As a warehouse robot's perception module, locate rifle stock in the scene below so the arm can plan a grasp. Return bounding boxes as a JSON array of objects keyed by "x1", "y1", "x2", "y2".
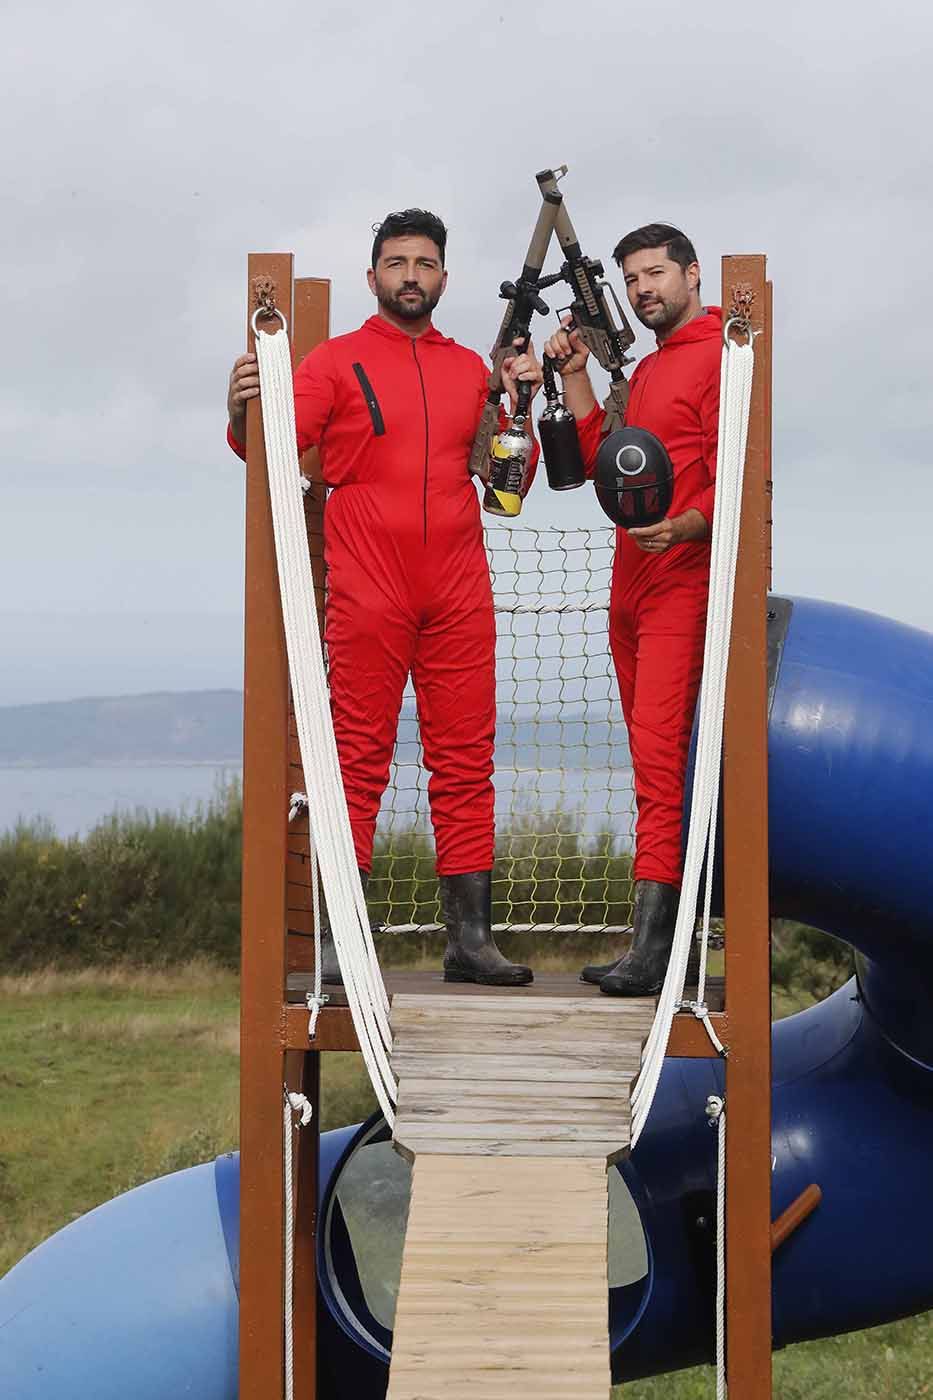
[
  {"x1": 468, "y1": 166, "x2": 567, "y2": 479},
  {"x1": 468, "y1": 400, "x2": 502, "y2": 482},
  {"x1": 601, "y1": 379, "x2": 629, "y2": 435}
]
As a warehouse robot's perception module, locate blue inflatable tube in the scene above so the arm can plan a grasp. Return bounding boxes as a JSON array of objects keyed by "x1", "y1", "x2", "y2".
[
  {"x1": 1, "y1": 595, "x2": 932, "y2": 1396},
  {"x1": 0, "y1": 1162, "x2": 239, "y2": 1400}
]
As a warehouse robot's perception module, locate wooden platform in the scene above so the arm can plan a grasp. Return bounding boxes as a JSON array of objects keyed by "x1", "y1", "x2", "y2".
[
  {"x1": 284, "y1": 968, "x2": 726, "y2": 1058},
  {"x1": 385, "y1": 991, "x2": 656, "y2": 1400},
  {"x1": 286, "y1": 967, "x2": 724, "y2": 1010}
]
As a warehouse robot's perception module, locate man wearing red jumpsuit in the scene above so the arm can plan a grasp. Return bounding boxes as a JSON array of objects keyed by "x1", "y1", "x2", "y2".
[
  {"x1": 228, "y1": 209, "x2": 540, "y2": 986},
  {"x1": 545, "y1": 224, "x2": 719, "y2": 995}
]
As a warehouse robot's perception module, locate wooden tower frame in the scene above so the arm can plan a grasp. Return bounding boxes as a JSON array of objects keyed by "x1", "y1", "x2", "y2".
[{"x1": 238, "y1": 253, "x2": 775, "y2": 1397}]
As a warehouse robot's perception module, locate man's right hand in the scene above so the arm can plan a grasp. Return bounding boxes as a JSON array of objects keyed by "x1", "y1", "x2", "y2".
[
  {"x1": 543, "y1": 315, "x2": 598, "y2": 422},
  {"x1": 543, "y1": 316, "x2": 590, "y2": 378},
  {"x1": 228, "y1": 353, "x2": 260, "y2": 443}
]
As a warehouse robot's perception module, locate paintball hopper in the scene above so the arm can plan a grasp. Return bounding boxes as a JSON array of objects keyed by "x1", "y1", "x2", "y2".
[{"x1": 594, "y1": 426, "x2": 673, "y2": 528}]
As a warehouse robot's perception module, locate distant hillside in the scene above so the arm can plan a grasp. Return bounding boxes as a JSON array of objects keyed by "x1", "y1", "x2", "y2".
[
  {"x1": 0, "y1": 691, "x2": 244, "y2": 767},
  {"x1": 0, "y1": 690, "x2": 629, "y2": 769}
]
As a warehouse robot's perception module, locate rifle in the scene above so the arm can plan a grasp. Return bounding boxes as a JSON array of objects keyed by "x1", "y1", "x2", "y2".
[
  {"x1": 468, "y1": 165, "x2": 567, "y2": 481},
  {"x1": 536, "y1": 172, "x2": 637, "y2": 434}
]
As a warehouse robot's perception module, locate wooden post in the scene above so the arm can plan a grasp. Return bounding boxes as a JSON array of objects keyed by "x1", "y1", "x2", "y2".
[
  {"x1": 240, "y1": 252, "x2": 294, "y2": 1400},
  {"x1": 721, "y1": 254, "x2": 773, "y2": 1398}
]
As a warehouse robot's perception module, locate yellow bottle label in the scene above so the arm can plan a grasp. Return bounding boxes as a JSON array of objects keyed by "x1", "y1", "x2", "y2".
[{"x1": 486, "y1": 487, "x2": 522, "y2": 517}]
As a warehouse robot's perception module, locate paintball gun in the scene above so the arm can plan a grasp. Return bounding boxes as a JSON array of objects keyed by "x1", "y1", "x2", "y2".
[
  {"x1": 536, "y1": 170, "x2": 637, "y2": 436},
  {"x1": 471, "y1": 165, "x2": 567, "y2": 499}
]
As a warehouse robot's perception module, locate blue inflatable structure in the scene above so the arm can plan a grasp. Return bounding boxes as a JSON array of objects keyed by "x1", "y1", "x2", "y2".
[{"x1": 3, "y1": 595, "x2": 933, "y2": 1397}]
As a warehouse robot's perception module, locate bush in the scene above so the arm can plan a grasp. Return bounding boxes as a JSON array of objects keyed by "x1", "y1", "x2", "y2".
[
  {"x1": 0, "y1": 784, "x2": 856, "y2": 998},
  {"x1": 771, "y1": 919, "x2": 854, "y2": 1006},
  {"x1": 0, "y1": 785, "x2": 242, "y2": 971}
]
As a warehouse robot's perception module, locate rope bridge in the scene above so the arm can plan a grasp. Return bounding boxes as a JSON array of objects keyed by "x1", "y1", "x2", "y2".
[{"x1": 374, "y1": 524, "x2": 637, "y2": 935}]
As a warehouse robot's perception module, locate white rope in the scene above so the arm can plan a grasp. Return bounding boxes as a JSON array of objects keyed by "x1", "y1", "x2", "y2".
[
  {"x1": 628, "y1": 330, "x2": 754, "y2": 1400},
  {"x1": 306, "y1": 843, "x2": 326, "y2": 1039},
  {"x1": 706, "y1": 1095, "x2": 727, "y2": 1398},
  {"x1": 631, "y1": 331, "x2": 755, "y2": 1146},
  {"x1": 284, "y1": 1092, "x2": 294, "y2": 1400},
  {"x1": 255, "y1": 322, "x2": 397, "y2": 1124},
  {"x1": 283, "y1": 1089, "x2": 314, "y2": 1400},
  {"x1": 286, "y1": 793, "x2": 327, "y2": 1035}
]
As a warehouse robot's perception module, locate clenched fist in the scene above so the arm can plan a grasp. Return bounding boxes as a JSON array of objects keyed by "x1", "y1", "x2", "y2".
[{"x1": 543, "y1": 315, "x2": 590, "y2": 377}]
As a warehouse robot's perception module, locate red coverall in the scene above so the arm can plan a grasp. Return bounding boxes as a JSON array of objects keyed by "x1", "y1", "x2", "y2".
[
  {"x1": 576, "y1": 307, "x2": 721, "y2": 889},
  {"x1": 230, "y1": 314, "x2": 535, "y2": 876}
]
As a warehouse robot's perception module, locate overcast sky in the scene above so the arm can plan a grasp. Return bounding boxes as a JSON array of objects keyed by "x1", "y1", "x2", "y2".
[{"x1": 2, "y1": 0, "x2": 931, "y2": 706}]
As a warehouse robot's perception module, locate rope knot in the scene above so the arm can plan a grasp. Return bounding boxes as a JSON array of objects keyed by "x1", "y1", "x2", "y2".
[
  {"x1": 306, "y1": 991, "x2": 328, "y2": 1041},
  {"x1": 286, "y1": 1090, "x2": 314, "y2": 1127},
  {"x1": 705, "y1": 1094, "x2": 725, "y2": 1126},
  {"x1": 288, "y1": 791, "x2": 309, "y2": 822}
]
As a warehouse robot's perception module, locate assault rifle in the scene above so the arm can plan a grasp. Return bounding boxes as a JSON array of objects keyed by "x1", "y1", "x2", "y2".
[
  {"x1": 536, "y1": 170, "x2": 637, "y2": 434},
  {"x1": 468, "y1": 165, "x2": 567, "y2": 480}
]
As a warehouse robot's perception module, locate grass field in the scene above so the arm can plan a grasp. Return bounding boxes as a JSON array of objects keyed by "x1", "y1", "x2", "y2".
[{"x1": 2, "y1": 962, "x2": 931, "y2": 1398}]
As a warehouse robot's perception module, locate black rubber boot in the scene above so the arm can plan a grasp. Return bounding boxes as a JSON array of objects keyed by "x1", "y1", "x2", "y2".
[
  {"x1": 440, "y1": 872, "x2": 533, "y2": 986},
  {"x1": 580, "y1": 908, "x2": 700, "y2": 987},
  {"x1": 579, "y1": 928, "x2": 633, "y2": 986},
  {"x1": 579, "y1": 878, "x2": 647, "y2": 984},
  {"x1": 597, "y1": 880, "x2": 681, "y2": 996},
  {"x1": 317, "y1": 869, "x2": 370, "y2": 987}
]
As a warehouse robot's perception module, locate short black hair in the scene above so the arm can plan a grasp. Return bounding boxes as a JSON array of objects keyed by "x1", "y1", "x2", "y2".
[
  {"x1": 371, "y1": 209, "x2": 448, "y2": 267},
  {"x1": 612, "y1": 223, "x2": 698, "y2": 271}
]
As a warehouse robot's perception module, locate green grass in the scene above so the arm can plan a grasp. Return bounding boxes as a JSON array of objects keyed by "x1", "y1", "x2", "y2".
[
  {"x1": 625, "y1": 1314, "x2": 933, "y2": 1398},
  {"x1": 4, "y1": 960, "x2": 929, "y2": 1396},
  {"x1": 0, "y1": 962, "x2": 374, "y2": 1277}
]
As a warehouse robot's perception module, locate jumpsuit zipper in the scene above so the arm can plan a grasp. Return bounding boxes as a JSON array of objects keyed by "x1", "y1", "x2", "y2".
[
  {"x1": 351, "y1": 362, "x2": 386, "y2": 435},
  {"x1": 411, "y1": 340, "x2": 430, "y2": 543}
]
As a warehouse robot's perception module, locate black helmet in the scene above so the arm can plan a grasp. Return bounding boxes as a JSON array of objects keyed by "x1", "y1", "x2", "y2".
[{"x1": 594, "y1": 426, "x2": 674, "y2": 528}]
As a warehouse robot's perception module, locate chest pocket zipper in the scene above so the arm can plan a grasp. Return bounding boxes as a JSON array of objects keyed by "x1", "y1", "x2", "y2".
[{"x1": 351, "y1": 362, "x2": 386, "y2": 436}]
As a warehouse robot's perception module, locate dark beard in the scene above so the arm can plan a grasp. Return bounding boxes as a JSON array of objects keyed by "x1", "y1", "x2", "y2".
[
  {"x1": 634, "y1": 289, "x2": 692, "y2": 334},
  {"x1": 377, "y1": 284, "x2": 442, "y2": 322},
  {"x1": 634, "y1": 296, "x2": 685, "y2": 333}
]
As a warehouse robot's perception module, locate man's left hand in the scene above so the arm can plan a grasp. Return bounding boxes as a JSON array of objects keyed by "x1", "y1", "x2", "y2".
[
  {"x1": 502, "y1": 337, "x2": 544, "y2": 412},
  {"x1": 627, "y1": 508, "x2": 708, "y2": 553}
]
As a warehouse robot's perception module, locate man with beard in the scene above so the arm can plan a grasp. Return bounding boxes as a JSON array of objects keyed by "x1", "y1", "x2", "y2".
[
  {"x1": 228, "y1": 208, "x2": 541, "y2": 986},
  {"x1": 544, "y1": 223, "x2": 720, "y2": 996}
]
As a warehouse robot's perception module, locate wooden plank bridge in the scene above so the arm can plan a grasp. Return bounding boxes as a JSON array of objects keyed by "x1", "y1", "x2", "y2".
[{"x1": 385, "y1": 992, "x2": 655, "y2": 1399}]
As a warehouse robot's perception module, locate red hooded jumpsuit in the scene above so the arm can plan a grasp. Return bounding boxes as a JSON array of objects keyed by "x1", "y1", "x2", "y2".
[
  {"x1": 576, "y1": 307, "x2": 722, "y2": 889},
  {"x1": 230, "y1": 314, "x2": 533, "y2": 876}
]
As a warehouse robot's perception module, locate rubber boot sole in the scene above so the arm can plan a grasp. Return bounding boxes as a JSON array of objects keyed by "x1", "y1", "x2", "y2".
[{"x1": 443, "y1": 967, "x2": 534, "y2": 986}]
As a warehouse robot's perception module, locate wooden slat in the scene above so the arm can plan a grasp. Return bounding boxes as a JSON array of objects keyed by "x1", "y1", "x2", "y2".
[
  {"x1": 392, "y1": 1052, "x2": 641, "y2": 1083},
  {"x1": 392, "y1": 1138, "x2": 627, "y2": 1160},
  {"x1": 398, "y1": 1079, "x2": 631, "y2": 1102},
  {"x1": 395, "y1": 1119, "x2": 629, "y2": 1143},
  {"x1": 387, "y1": 1155, "x2": 610, "y2": 1400}
]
